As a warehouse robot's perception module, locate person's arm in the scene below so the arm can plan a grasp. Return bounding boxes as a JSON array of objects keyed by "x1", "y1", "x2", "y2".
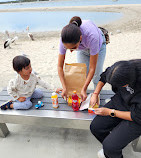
[
  {"x1": 7, "y1": 78, "x2": 26, "y2": 102},
  {"x1": 7, "y1": 79, "x2": 20, "y2": 100},
  {"x1": 90, "y1": 67, "x2": 110, "y2": 105},
  {"x1": 93, "y1": 81, "x2": 105, "y2": 95},
  {"x1": 58, "y1": 54, "x2": 66, "y2": 89},
  {"x1": 92, "y1": 67, "x2": 110, "y2": 95},
  {"x1": 130, "y1": 93, "x2": 141, "y2": 124},
  {"x1": 115, "y1": 110, "x2": 132, "y2": 121},
  {"x1": 36, "y1": 75, "x2": 54, "y2": 91},
  {"x1": 94, "y1": 108, "x2": 132, "y2": 121},
  {"x1": 81, "y1": 54, "x2": 98, "y2": 101},
  {"x1": 90, "y1": 81, "x2": 105, "y2": 106},
  {"x1": 57, "y1": 54, "x2": 67, "y2": 98}
]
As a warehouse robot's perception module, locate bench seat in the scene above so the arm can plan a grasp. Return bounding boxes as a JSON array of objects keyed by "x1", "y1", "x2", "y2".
[
  {"x1": 0, "y1": 88, "x2": 114, "y2": 135},
  {"x1": 0, "y1": 88, "x2": 140, "y2": 152}
]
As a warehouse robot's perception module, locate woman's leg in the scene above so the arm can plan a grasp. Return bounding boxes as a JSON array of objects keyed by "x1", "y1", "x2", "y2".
[
  {"x1": 77, "y1": 49, "x2": 90, "y2": 75},
  {"x1": 102, "y1": 120, "x2": 141, "y2": 158},
  {"x1": 13, "y1": 98, "x2": 32, "y2": 110},
  {"x1": 31, "y1": 89, "x2": 43, "y2": 99},
  {"x1": 90, "y1": 115, "x2": 122, "y2": 144},
  {"x1": 90, "y1": 100, "x2": 122, "y2": 143}
]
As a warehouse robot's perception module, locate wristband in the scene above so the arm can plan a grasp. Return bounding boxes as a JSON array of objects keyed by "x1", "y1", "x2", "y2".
[{"x1": 93, "y1": 92, "x2": 98, "y2": 95}]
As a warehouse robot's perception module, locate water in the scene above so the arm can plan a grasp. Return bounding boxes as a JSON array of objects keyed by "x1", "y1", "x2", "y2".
[
  {"x1": 0, "y1": 11, "x2": 122, "y2": 32},
  {"x1": 1, "y1": 0, "x2": 138, "y2": 32},
  {"x1": 0, "y1": 0, "x2": 141, "y2": 9}
]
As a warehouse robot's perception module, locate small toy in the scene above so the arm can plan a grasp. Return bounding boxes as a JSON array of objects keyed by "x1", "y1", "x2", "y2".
[
  {"x1": 35, "y1": 101, "x2": 44, "y2": 109},
  {"x1": 88, "y1": 107, "x2": 95, "y2": 114},
  {"x1": 88, "y1": 104, "x2": 99, "y2": 114}
]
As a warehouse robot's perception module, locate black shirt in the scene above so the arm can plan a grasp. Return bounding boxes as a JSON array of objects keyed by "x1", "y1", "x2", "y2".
[{"x1": 99, "y1": 67, "x2": 141, "y2": 125}]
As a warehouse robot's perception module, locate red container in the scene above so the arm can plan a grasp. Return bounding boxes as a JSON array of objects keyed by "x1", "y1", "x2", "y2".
[
  {"x1": 88, "y1": 108, "x2": 95, "y2": 114},
  {"x1": 72, "y1": 90, "x2": 79, "y2": 111}
]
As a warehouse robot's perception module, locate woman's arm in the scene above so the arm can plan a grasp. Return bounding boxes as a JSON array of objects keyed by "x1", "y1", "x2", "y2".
[
  {"x1": 115, "y1": 110, "x2": 132, "y2": 121},
  {"x1": 58, "y1": 54, "x2": 66, "y2": 89},
  {"x1": 93, "y1": 81, "x2": 105, "y2": 94},
  {"x1": 81, "y1": 54, "x2": 98, "y2": 101},
  {"x1": 57, "y1": 54, "x2": 67, "y2": 98},
  {"x1": 90, "y1": 81, "x2": 105, "y2": 106},
  {"x1": 94, "y1": 108, "x2": 133, "y2": 121}
]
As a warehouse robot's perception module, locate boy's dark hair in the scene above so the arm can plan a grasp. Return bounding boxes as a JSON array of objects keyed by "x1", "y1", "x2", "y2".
[
  {"x1": 13, "y1": 55, "x2": 30, "y2": 72},
  {"x1": 61, "y1": 16, "x2": 82, "y2": 44},
  {"x1": 106, "y1": 60, "x2": 136, "y2": 88}
]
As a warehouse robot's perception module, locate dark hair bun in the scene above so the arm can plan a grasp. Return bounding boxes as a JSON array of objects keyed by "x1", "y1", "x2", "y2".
[{"x1": 69, "y1": 16, "x2": 82, "y2": 27}]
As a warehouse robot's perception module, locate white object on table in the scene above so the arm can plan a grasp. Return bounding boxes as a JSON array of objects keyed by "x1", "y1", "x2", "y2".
[{"x1": 79, "y1": 93, "x2": 92, "y2": 111}]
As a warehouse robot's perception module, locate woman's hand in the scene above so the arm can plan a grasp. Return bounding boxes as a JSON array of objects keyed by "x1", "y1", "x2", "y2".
[
  {"x1": 94, "y1": 107, "x2": 111, "y2": 116},
  {"x1": 90, "y1": 93, "x2": 99, "y2": 107},
  {"x1": 56, "y1": 88, "x2": 67, "y2": 100},
  {"x1": 81, "y1": 89, "x2": 87, "y2": 102},
  {"x1": 55, "y1": 88, "x2": 63, "y2": 94},
  {"x1": 61, "y1": 88, "x2": 67, "y2": 100},
  {"x1": 17, "y1": 97, "x2": 26, "y2": 102}
]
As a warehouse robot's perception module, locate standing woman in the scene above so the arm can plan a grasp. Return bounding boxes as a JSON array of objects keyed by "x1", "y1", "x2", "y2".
[
  {"x1": 90, "y1": 60, "x2": 141, "y2": 158},
  {"x1": 58, "y1": 16, "x2": 106, "y2": 101}
]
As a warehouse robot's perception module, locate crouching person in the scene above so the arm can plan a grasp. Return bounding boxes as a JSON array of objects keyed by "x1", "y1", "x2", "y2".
[
  {"x1": 90, "y1": 60, "x2": 141, "y2": 158},
  {"x1": 1, "y1": 55, "x2": 54, "y2": 110}
]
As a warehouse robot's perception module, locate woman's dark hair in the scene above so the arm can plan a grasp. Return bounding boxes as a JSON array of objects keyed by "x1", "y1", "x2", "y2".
[
  {"x1": 13, "y1": 55, "x2": 30, "y2": 72},
  {"x1": 69, "y1": 16, "x2": 82, "y2": 26},
  {"x1": 61, "y1": 16, "x2": 82, "y2": 44},
  {"x1": 106, "y1": 60, "x2": 137, "y2": 87}
]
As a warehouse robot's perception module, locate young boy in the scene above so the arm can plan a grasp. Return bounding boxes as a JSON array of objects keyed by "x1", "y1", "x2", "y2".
[{"x1": 1, "y1": 55, "x2": 54, "y2": 110}]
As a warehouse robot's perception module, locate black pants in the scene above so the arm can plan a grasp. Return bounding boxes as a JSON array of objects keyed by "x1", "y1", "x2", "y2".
[{"x1": 90, "y1": 100, "x2": 141, "y2": 158}]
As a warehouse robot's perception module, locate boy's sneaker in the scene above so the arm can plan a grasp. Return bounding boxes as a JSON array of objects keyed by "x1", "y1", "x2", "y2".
[
  {"x1": 97, "y1": 149, "x2": 106, "y2": 158},
  {"x1": 1, "y1": 101, "x2": 12, "y2": 110}
]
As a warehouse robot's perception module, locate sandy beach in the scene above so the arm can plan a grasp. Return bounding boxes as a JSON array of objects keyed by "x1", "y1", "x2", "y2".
[{"x1": 0, "y1": 4, "x2": 141, "y2": 91}]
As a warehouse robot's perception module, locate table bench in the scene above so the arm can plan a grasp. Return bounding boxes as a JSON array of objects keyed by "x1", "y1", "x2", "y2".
[{"x1": 0, "y1": 88, "x2": 140, "y2": 152}]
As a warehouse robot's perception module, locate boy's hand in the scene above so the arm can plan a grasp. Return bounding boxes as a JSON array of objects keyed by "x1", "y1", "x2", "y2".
[{"x1": 17, "y1": 97, "x2": 26, "y2": 102}]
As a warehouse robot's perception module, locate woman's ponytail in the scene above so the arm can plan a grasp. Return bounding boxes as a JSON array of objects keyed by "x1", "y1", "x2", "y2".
[{"x1": 69, "y1": 16, "x2": 82, "y2": 27}]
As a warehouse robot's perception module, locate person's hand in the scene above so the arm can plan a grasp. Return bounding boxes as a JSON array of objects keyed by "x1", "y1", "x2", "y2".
[
  {"x1": 94, "y1": 107, "x2": 111, "y2": 116},
  {"x1": 90, "y1": 93, "x2": 99, "y2": 107},
  {"x1": 61, "y1": 88, "x2": 67, "y2": 101},
  {"x1": 17, "y1": 97, "x2": 26, "y2": 102},
  {"x1": 55, "y1": 88, "x2": 63, "y2": 94},
  {"x1": 81, "y1": 89, "x2": 87, "y2": 102}
]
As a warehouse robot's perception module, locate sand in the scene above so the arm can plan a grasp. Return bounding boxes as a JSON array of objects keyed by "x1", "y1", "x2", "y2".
[{"x1": 0, "y1": 4, "x2": 141, "y2": 91}]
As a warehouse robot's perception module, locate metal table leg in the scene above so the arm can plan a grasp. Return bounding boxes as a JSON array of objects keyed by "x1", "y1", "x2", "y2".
[
  {"x1": 132, "y1": 137, "x2": 141, "y2": 152},
  {"x1": 0, "y1": 123, "x2": 9, "y2": 138}
]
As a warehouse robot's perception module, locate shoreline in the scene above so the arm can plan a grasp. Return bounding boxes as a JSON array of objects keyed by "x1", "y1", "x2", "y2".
[
  {"x1": 0, "y1": 4, "x2": 141, "y2": 35},
  {"x1": 0, "y1": 4, "x2": 141, "y2": 12}
]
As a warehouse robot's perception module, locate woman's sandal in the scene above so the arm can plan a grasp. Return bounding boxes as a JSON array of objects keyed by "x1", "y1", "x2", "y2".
[{"x1": 1, "y1": 101, "x2": 13, "y2": 110}]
